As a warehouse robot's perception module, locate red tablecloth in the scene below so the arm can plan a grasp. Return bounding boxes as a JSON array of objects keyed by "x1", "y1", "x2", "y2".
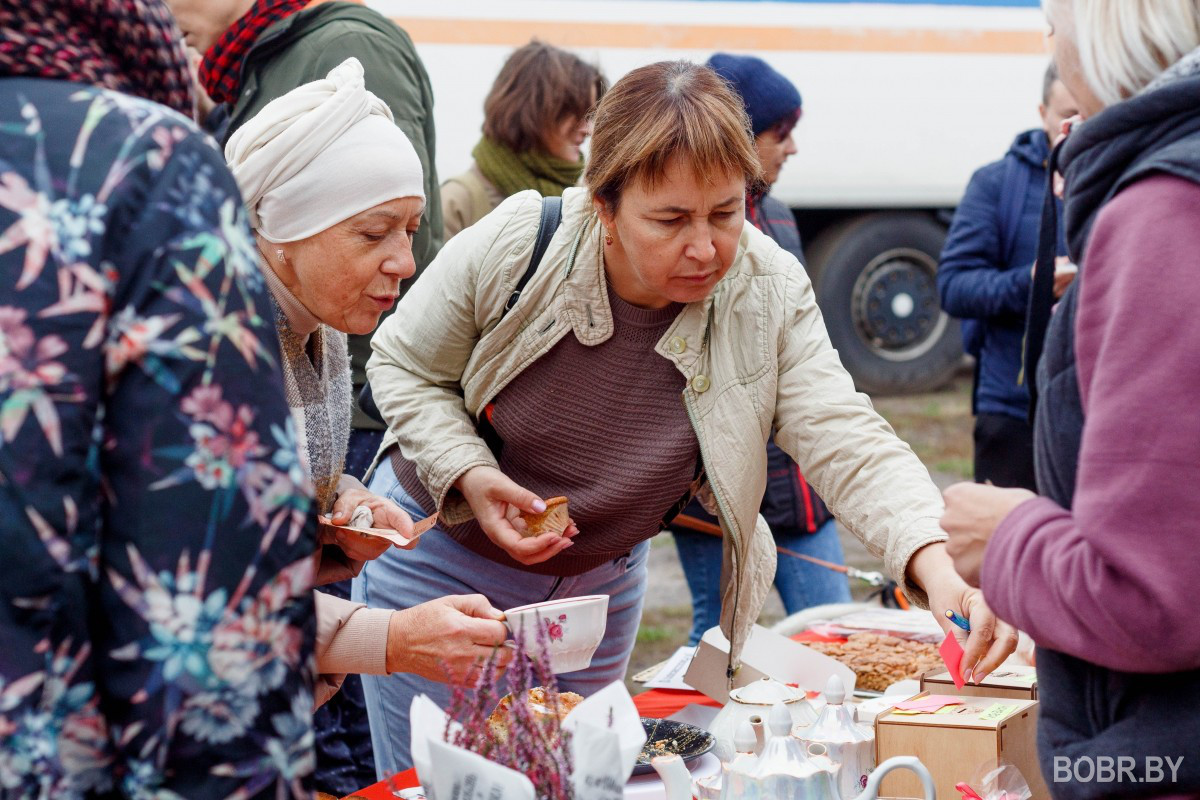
[
  {"x1": 341, "y1": 631, "x2": 844, "y2": 799},
  {"x1": 341, "y1": 690, "x2": 711, "y2": 799}
]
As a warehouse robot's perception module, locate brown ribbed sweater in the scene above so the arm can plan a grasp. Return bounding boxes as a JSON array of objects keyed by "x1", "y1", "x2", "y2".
[{"x1": 393, "y1": 285, "x2": 699, "y2": 576}]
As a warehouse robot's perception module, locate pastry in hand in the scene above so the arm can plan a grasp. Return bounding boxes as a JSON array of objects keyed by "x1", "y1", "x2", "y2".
[{"x1": 518, "y1": 496, "x2": 570, "y2": 538}]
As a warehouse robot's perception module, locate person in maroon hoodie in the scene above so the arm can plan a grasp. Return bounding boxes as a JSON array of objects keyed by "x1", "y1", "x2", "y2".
[{"x1": 940, "y1": 1, "x2": 1200, "y2": 797}]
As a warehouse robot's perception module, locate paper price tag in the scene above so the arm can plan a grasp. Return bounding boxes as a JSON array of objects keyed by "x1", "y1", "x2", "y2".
[
  {"x1": 426, "y1": 738, "x2": 535, "y2": 800},
  {"x1": 977, "y1": 703, "x2": 1019, "y2": 722},
  {"x1": 571, "y1": 723, "x2": 624, "y2": 800}
]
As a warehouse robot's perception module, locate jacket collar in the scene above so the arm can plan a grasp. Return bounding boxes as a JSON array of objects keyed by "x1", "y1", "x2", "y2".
[{"x1": 239, "y1": 3, "x2": 389, "y2": 94}]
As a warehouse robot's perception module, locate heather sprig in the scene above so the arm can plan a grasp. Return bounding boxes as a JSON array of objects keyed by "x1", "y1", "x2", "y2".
[{"x1": 442, "y1": 617, "x2": 574, "y2": 800}]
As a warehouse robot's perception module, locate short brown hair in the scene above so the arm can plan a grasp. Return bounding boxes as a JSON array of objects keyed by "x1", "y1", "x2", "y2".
[
  {"x1": 586, "y1": 61, "x2": 763, "y2": 213},
  {"x1": 482, "y1": 41, "x2": 607, "y2": 154}
]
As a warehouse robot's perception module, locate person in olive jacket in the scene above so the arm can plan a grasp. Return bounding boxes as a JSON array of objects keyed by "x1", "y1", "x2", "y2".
[{"x1": 164, "y1": 0, "x2": 443, "y2": 793}]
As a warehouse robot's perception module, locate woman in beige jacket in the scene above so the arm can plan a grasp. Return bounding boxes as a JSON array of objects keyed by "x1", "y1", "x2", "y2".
[{"x1": 358, "y1": 61, "x2": 1017, "y2": 773}]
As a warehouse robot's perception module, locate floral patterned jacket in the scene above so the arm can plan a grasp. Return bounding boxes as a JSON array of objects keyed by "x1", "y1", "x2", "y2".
[{"x1": 0, "y1": 78, "x2": 318, "y2": 798}]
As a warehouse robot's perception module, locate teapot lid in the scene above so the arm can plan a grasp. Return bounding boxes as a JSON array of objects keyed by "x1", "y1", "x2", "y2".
[
  {"x1": 798, "y1": 676, "x2": 873, "y2": 745},
  {"x1": 728, "y1": 677, "x2": 803, "y2": 706},
  {"x1": 824, "y1": 675, "x2": 846, "y2": 706}
]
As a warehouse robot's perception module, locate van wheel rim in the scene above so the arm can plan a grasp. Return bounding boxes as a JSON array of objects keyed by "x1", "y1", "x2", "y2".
[{"x1": 850, "y1": 248, "x2": 948, "y2": 362}]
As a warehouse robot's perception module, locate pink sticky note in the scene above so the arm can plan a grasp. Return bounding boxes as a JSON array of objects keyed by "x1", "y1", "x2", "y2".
[
  {"x1": 894, "y1": 694, "x2": 964, "y2": 712},
  {"x1": 939, "y1": 630, "x2": 966, "y2": 689}
]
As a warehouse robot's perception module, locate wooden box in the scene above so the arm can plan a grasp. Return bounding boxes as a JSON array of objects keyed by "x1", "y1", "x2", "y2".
[
  {"x1": 921, "y1": 665, "x2": 1038, "y2": 700},
  {"x1": 875, "y1": 692, "x2": 1048, "y2": 799}
]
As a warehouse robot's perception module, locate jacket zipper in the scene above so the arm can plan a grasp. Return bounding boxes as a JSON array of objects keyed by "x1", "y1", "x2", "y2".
[{"x1": 683, "y1": 391, "x2": 742, "y2": 683}]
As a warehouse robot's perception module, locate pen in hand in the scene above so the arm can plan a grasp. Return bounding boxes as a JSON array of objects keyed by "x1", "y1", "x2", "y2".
[
  {"x1": 946, "y1": 608, "x2": 979, "y2": 684},
  {"x1": 946, "y1": 608, "x2": 972, "y2": 632}
]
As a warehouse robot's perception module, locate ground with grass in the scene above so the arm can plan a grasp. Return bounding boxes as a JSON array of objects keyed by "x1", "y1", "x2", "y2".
[{"x1": 626, "y1": 373, "x2": 974, "y2": 694}]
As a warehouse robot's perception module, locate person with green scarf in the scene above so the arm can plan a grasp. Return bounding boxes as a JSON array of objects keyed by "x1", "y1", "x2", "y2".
[{"x1": 442, "y1": 40, "x2": 607, "y2": 240}]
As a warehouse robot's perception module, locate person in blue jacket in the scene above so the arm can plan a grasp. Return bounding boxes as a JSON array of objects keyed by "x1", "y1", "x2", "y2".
[
  {"x1": 671, "y1": 54, "x2": 851, "y2": 647},
  {"x1": 937, "y1": 63, "x2": 1079, "y2": 491}
]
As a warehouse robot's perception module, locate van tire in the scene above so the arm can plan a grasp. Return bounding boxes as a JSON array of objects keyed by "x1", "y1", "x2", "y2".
[{"x1": 808, "y1": 213, "x2": 961, "y2": 394}]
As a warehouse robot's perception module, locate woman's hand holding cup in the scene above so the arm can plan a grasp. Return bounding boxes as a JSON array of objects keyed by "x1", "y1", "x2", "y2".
[
  {"x1": 455, "y1": 466, "x2": 577, "y2": 565},
  {"x1": 385, "y1": 595, "x2": 511, "y2": 684}
]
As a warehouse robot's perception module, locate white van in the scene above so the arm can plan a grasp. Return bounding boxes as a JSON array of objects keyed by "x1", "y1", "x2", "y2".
[{"x1": 371, "y1": 0, "x2": 1050, "y2": 392}]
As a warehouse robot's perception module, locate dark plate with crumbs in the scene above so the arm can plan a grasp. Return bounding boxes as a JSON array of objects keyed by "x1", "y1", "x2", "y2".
[{"x1": 632, "y1": 717, "x2": 715, "y2": 775}]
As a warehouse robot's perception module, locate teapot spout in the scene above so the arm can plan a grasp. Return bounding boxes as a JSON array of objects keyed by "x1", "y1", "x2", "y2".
[{"x1": 651, "y1": 753, "x2": 693, "y2": 800}]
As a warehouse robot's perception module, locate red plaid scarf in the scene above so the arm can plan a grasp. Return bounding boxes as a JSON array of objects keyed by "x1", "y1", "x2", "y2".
[
  {"x1": 0, "y1": 0, "x2": 193, "y2": 115},
  {"x1": 199, "y1": 0, "x2": 309, "y2": 106}
]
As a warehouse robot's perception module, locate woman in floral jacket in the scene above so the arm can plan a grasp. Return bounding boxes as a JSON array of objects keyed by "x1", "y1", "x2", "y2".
[{"x1": 0, "y1": 2, "x2": 319, "y2": 797}]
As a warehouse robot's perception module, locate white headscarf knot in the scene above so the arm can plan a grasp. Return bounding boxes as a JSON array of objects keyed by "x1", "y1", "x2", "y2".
[{"x1": 226, "y1": 57, "x2": 425, "y2": 242}]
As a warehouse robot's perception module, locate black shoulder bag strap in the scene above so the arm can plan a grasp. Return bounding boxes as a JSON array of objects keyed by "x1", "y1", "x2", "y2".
[
  {"x1": 502, "y1": 195, "x2": 563, "y2": 318},
  {"x1": 1020, "y1": 141, "x2": 1062, "y2": 419},
  {"x1": 359, "y1": 195, "x2": 564, "y2": 426},
  {"x1": 474, "y1": 195, "x2": 562, "y2": 454}
]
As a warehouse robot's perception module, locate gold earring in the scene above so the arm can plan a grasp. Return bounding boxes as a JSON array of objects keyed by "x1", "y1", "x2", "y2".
[{"x1": 604, "y1": 231, "x2": 614, "y2": 246}]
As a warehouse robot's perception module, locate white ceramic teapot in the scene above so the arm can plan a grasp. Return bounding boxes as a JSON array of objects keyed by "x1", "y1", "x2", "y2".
[
  {"x1": 651, "y1": 722, "x2": 936, "y2": 800},
  {"x1": 708, "y1": 677, "x2": 817, "y2": 760},
  {"x1": 659, "y1": 701, "x2": 938, "y2": 800},
  {"x1": 720, "y1": 702, "x2": 842, "y2": 800},
  {"x1": 795, "y1": 675, "x2": 876, "y2": 799}
]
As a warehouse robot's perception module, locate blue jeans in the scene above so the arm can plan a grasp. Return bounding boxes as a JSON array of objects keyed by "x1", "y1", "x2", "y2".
[
  {"x1": 673, "y1": 518, "x2": 851, "y2": 646},
  {"x1": 354, "y1": 456, "x2": 650, "y2": 776}
]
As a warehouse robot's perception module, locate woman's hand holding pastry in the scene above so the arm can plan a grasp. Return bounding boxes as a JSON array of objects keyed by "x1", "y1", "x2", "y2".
[{"x1": 455, "y1": 466, "x2": 575, "y2": 565}]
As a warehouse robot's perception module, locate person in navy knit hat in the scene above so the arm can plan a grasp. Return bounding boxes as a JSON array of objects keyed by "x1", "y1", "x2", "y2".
[
  {"x1": 671, "y1": 53, "x2": 852, "y2": 647},
  {"x1": 708, "y1": 53, "x2": 802, "y2": 136}
]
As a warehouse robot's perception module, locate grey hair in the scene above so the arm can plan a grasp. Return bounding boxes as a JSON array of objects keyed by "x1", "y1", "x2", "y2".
[{"x1": 1043, "y1": 0, "x2": 1200, "y2": 106}]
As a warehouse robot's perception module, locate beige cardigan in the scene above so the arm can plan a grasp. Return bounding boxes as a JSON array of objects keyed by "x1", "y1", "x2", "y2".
[{"x1": 367, "y1": 188, "x2": 948, "y2": 680}]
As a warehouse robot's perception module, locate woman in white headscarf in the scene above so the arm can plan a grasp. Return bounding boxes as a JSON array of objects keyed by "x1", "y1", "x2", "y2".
[{"x1": 227, "y1": 58, "x2": 510, "y2": 706}]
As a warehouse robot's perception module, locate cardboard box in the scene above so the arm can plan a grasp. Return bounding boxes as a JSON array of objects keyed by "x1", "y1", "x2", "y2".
[
  {"x1": 875, "y1": 692, "x2": 1048, "y2": 799},
  {"x1": 683, "y1": 623, "x2": 855, "y2": 703},
  {"x1": 922, "y1": 665, "x2": 1038, "y2": 700}
]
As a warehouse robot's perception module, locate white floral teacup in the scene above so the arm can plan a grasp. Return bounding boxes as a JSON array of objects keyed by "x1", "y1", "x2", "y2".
[{"x1": 502, "y1": 595, "x2": 608, "y2": 673}]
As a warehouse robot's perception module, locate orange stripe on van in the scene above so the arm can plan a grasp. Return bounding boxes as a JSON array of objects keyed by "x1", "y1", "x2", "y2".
[{"x1": 395, "y1": 18, "x2": 1047, "y2": 55}]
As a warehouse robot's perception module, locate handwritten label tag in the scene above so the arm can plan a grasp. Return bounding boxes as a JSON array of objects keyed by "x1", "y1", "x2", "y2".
[
  {"x1": 570, "y1": 722, "x2": 624, "y2": 800},
  {"x1": 426, "y1": 737, "x2": 536, "y2": 800},
  {"x1": 977, "y1": 703, "x2": 1019, "y2": 723}
]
